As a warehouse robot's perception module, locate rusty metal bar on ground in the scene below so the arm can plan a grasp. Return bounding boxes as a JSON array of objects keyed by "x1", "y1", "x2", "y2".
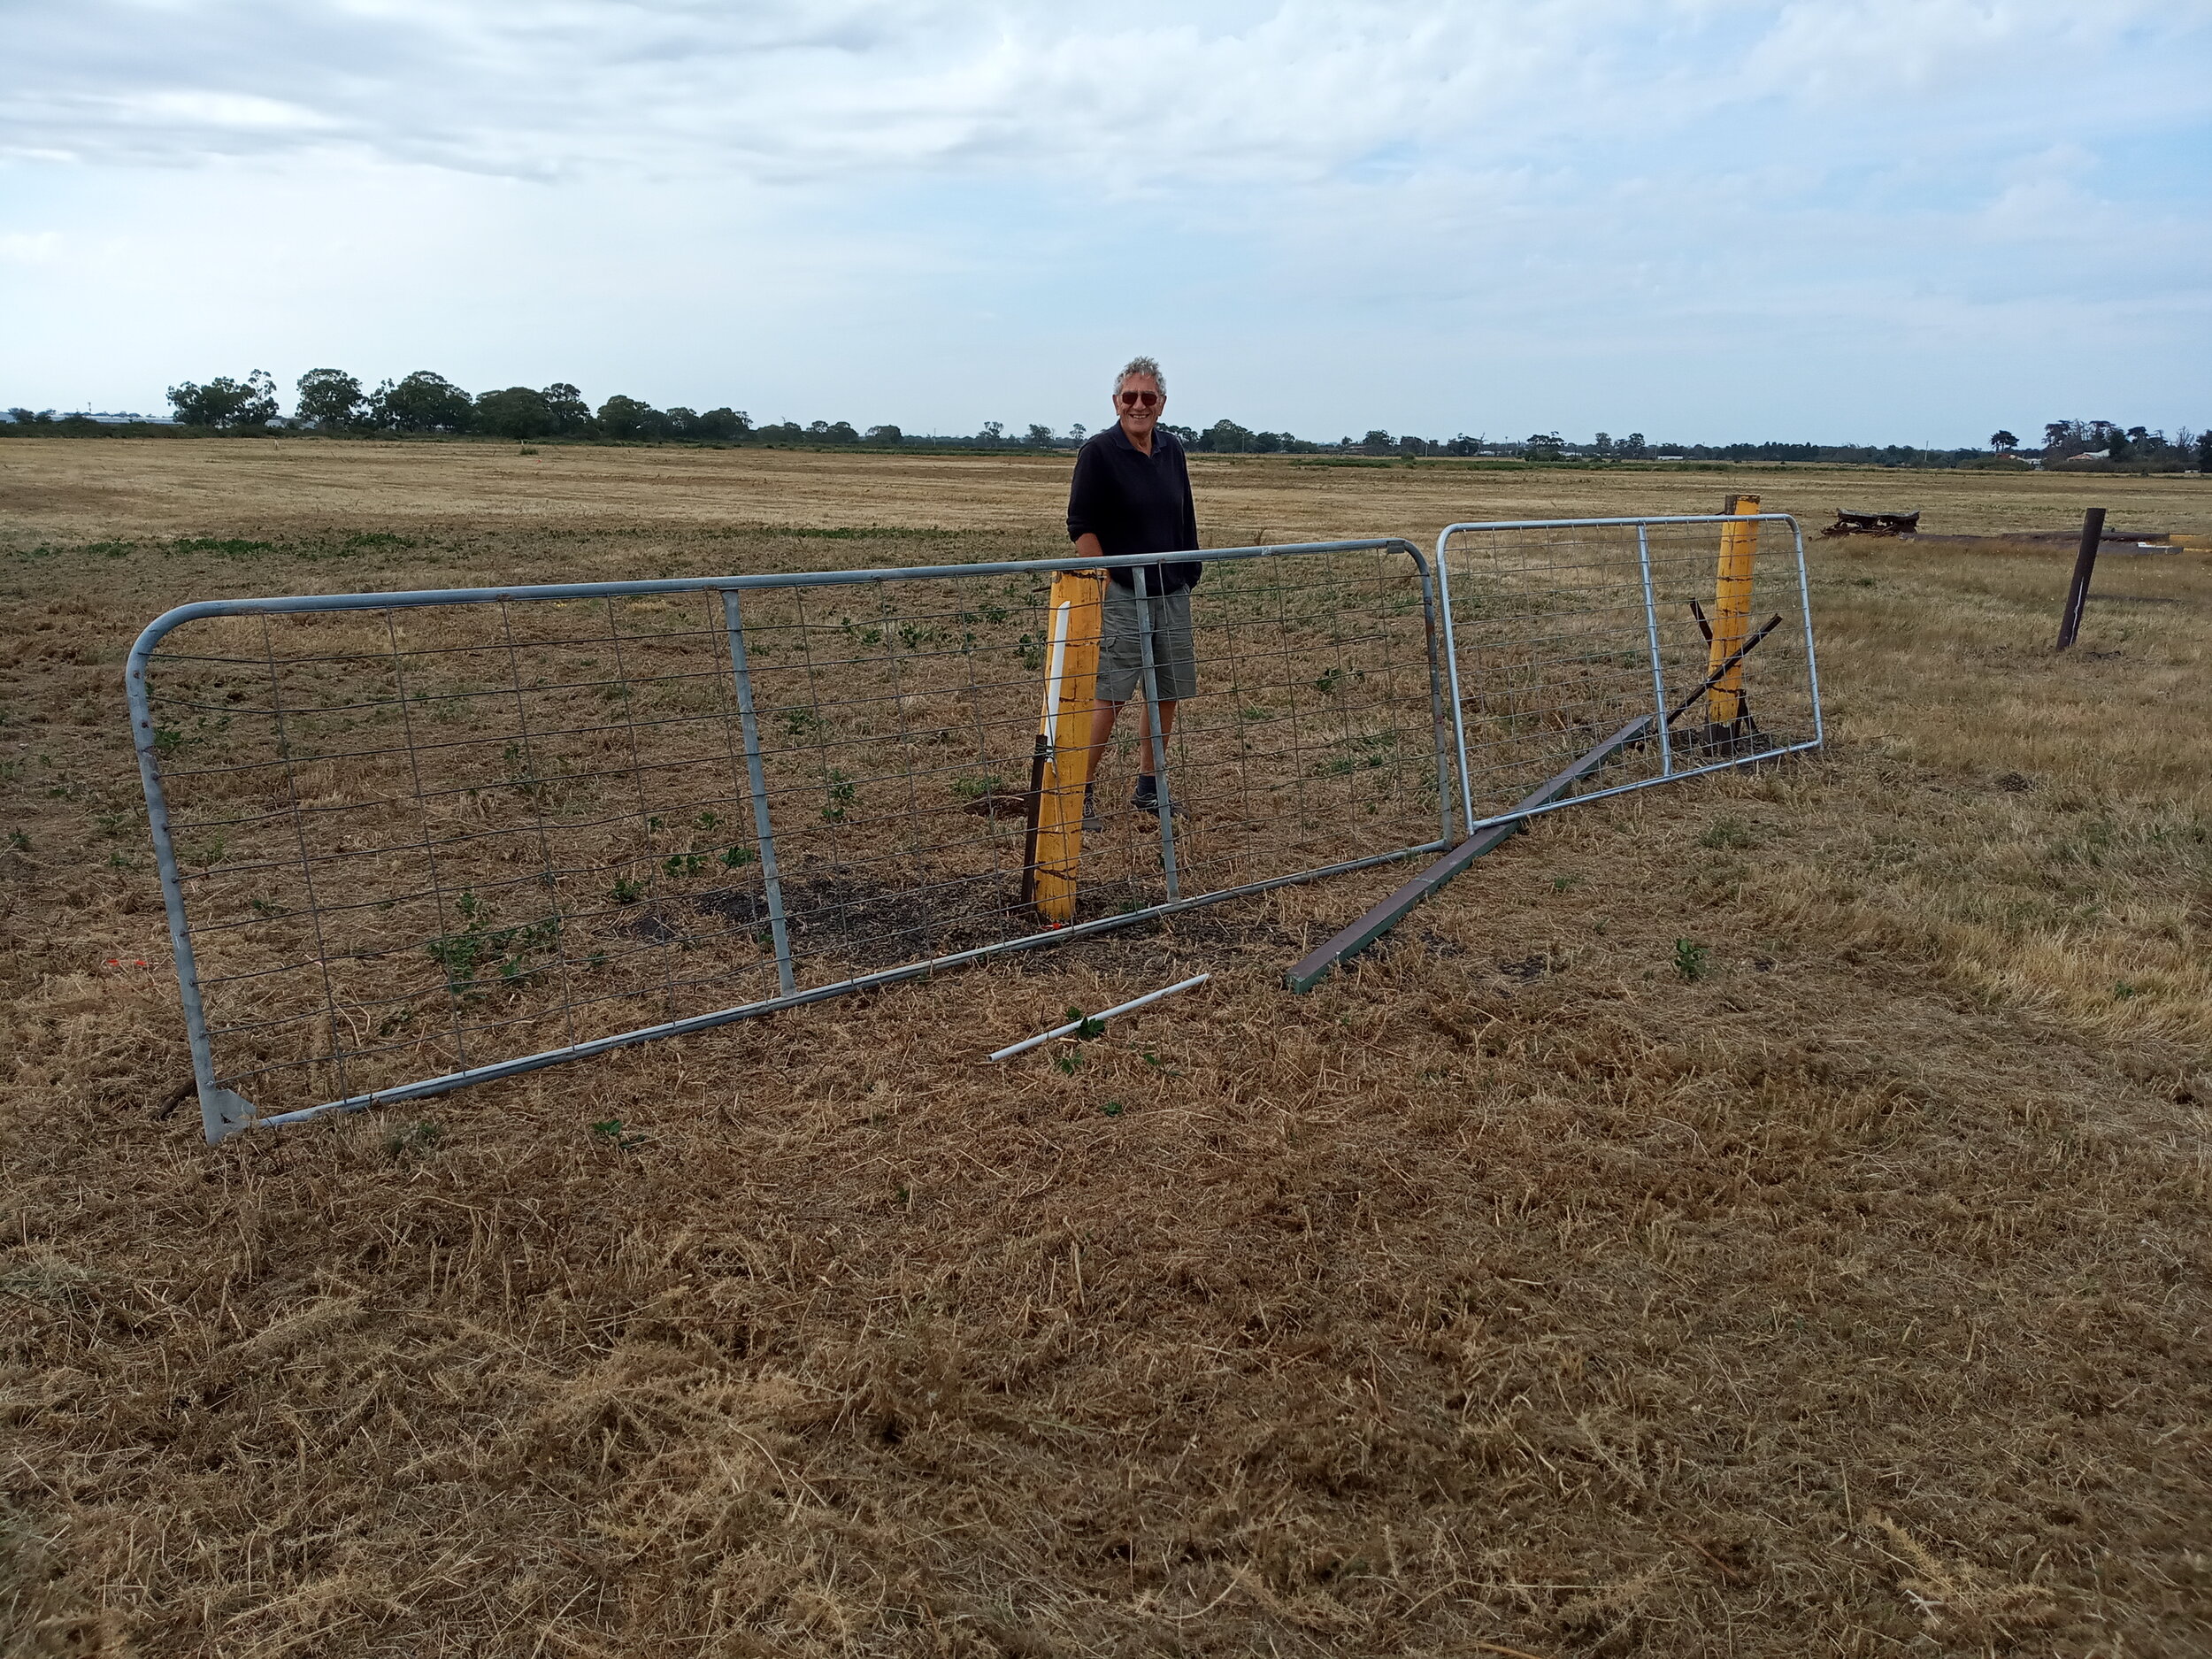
[
  {"x1": 1286, "y1": 598, "x2": 1793, "y2": 994},
  {"x1": 1665, "y1": 613, "x2": 1783, "y2": 726},
  {"x1": 1285, "y1": 717, "x2": 1652, "y2": 993}
]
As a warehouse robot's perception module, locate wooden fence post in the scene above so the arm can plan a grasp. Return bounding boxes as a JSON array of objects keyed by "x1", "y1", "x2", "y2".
[
  {"x1": 2055, "y1": 507, "x2": 2106, "y2": 651},
  {"x1": 1708, "y1": 494, "x2": 1761, "y2": 730},
  {"x1": 1024, "y1": 570, "x2": 1104, "y2": 922}
]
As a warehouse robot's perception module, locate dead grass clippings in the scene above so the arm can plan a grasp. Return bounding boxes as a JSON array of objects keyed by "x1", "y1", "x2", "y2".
[{"x1": 1, "y1": 449, "x2": 2208, "y2": 1657}]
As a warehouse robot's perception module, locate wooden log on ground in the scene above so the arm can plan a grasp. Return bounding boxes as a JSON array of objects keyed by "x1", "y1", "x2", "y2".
[{"x1": 1820, "y1": 509, "x2": 1921, "y2": 537}]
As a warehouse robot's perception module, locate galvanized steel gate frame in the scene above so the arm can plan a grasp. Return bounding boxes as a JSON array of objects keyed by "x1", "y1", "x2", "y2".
[
  {"x1": 128, "y1": 539, "x2": 1460, "y2": 1142},
  {"x1": 1432, "y1": 513, "x2": 1824, "y2": 837},
  {"x1": 129, "y1": 517, "x2": 1824, "y2": 1143}
]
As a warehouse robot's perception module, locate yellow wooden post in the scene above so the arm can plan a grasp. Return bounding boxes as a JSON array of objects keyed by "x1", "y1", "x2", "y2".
[
  {"x1": 1708, "y1": 493, "x2": 1760, "y2": 728},
  {"x1": 1028, "y1": 571, "x2": 1103, "y2": 924}
]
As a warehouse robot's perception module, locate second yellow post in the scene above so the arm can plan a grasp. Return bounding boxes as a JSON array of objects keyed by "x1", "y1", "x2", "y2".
[{"x1": 1708, "y1": 494, "x2": 1760, "y2": 728}]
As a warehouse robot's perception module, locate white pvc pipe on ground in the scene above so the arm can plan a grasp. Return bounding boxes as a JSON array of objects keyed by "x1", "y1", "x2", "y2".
[{"x1": 988, "y1": 972, "x2": 1211, "y2": 1062}]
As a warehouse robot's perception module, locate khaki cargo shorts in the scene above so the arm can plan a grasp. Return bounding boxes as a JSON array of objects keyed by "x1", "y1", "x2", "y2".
[{"x1": 1095, "y1": 581, "x2": 1196, "y2": 703}]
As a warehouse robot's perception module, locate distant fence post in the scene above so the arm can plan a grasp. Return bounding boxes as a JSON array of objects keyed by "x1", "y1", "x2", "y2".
[{"x1": 2055, "y1": 507, "x2": 2107, "y2": 651}]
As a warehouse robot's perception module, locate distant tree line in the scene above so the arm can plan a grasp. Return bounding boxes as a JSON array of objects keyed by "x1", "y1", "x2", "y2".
[
  {"x1": 5, "y1": 372, "x2": 2205, "y2": 471},
  {"x1": 2034, "y1": 419, "x2": 2207, "y2": 470},
  {"x1": 157, "y1": 369, "x2": 1033, "y2": 448}
]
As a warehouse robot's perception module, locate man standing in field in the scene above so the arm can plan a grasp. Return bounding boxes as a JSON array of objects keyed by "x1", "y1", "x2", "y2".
[{"x1": 1065, "y1": 356, "x2": 1200, "y2": 827}]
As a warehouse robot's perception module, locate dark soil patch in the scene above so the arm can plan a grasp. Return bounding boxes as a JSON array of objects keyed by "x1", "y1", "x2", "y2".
[{"x1": 688, "y1": 864, "x2": 1300, "y2": 980}]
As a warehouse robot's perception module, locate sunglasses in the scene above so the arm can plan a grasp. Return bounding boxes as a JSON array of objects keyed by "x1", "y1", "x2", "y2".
[{"x1": 1117, "y1": 389, "x2": 1161, "y2": 408}]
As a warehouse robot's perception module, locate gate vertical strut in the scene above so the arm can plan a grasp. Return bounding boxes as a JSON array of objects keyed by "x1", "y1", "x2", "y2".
[
  {"x1": 1634, "y1": 523, "x2": 1674, "y2": 778},
  {"x1": 722, "y1": 589, "x2": 795, "y2": 995},
  {"x1": 1132, "y1": 565, "x2": 1180, "y2": 899}
]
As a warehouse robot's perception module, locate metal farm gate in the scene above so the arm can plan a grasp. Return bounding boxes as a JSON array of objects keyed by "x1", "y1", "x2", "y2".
[
  {"x1": 128, "y1": 512, "x2": 1823, "y2": 1143},
  {"x1": 127, "y1": 540, "x2": 1459, "y2": 1141},
  {"x1": 1435, "y1": 511, "x2": 1822, "y2": 835}
]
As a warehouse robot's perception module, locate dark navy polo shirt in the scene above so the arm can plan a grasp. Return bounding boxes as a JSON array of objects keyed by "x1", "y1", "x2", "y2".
[{"x1": 1065, "y1": 423, "x2": 1202, "y2": 593}]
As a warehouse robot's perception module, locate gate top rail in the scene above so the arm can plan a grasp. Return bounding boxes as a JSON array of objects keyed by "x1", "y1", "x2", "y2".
[
  {"x1": 124, "y1": 538, "x2": 1418, "y2": 668},
  {"x1": 1438, "y1": 512, "x2": 1800, "y2": 535}
]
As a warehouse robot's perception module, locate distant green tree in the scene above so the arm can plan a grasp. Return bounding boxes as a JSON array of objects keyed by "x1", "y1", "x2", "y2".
[
  {"x1": 1250, "y1": 430, "x2": 1283, "y2": 454},
  {"x1": 978, "y1": 420, "x2": 1005, "y2": 445},
  {"x1": 864, "y1": 424, "x2": 902, "y2": 446},
  {"x1": 8, "y1": 407, "x2": 54, "y2": 425},
  {"x1": 1525, "y1": 431, "x2": 1564, "y2": 460},
  {"x1": 754, "y1": 420, "x2": 803, "y2": 443},
  {"x1": 1204, "y1": 419, "x2": 1253, "y2": 454},
  {"x1": 596, "y1": 396, "x2": 665, "y2": 441},
  {"x1": 1025, "y1": 423, "x2": 1056, "y2": 447},
  {"x1": 1067, "y1": 422, "x2": 1086, "y2": 444},
  {"x1": 372, "y1": 372, "x2": 472, "y2": 432},
  {"x1": 473, "y1": 386, "x2": 555, "y2": 439},
  {"x1": 695, "y1": 407, "x2": 750, "y2": 441},
  {"x1": 807, "y1": 419, "x2": 858, "y2": 444},
  {"x1": 2197, "y1": 431, "x2": 2212, "y2": 471},
  {"x1": 1618, "y1": 432, "x2": 1648, "y2": 459},
  {"x1": 1592, "y1": 432, "x2": 1613, "y2": 457},
  {"x1": 1162, "y1": 424, "x2": 1197, "y2": 444},
  {"x1": 168, "y1": 371, "x2": 279, "y2": 428},
  {"x1": 1989, "y1": 429, "x2": 2019, "y2": 452},
  {"x1": 1359, "y1": 429, "x2": 1393, "y2": 454},
  {"x1": 542, "y1": 383, "x2": 590, "y2": 434},
  {"x1": 295, "y1": 368, "x2": 365, "y2": 429}
]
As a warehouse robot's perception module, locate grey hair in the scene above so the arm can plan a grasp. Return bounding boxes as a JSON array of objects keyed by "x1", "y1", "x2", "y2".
[{"x1": 1112, "y1": 356, "x2": 1164, "y2": 396}]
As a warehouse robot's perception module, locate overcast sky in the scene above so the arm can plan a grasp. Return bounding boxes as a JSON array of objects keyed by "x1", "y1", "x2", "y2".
[{"x1": 4, "y1": 0, "x2": 2208, "y2": 443}]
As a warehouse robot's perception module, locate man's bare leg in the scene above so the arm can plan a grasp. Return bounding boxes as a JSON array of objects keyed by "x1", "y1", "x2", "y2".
[
  {"x1": 1085, "y1": 697, "x2": 1178, "y2": 787},
  {"x1": 1083, "y1": 698, "x2": 1179, "y2": 826}
]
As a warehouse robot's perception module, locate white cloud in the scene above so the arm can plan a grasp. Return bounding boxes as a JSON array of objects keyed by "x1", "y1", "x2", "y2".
[
  {"x1": 30, "y1": 0, "x2": 2200, "y2": 182},
  {"x1": 0, "y1": 231, "x2": 63, "y2": 263},
  {"x1": 2, "y1": 1, "x2": 2207, "y2": 439}
]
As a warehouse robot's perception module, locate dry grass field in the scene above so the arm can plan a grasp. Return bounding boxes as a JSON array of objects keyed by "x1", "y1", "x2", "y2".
[{"x1": 3, "y1": 440, "x2": 2208, "y2": 1657}]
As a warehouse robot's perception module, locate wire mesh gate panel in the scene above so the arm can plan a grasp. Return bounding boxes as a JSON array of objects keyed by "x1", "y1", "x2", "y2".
[
  {"x1": 1435, "y1": 513, "x2": 1822, "y2": 833},
  {"x1": 127, "y1": 540, "x2": 1455, "y2": 1141}
]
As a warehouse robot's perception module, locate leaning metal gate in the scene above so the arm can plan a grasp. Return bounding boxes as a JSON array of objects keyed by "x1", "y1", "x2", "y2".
[
  {"x1": 1436, "y1": 513, "x2": 1822, "y2": 834},
  {"x1": 128, "y1": 540, "x2": 1460, "y2": 1141}
]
